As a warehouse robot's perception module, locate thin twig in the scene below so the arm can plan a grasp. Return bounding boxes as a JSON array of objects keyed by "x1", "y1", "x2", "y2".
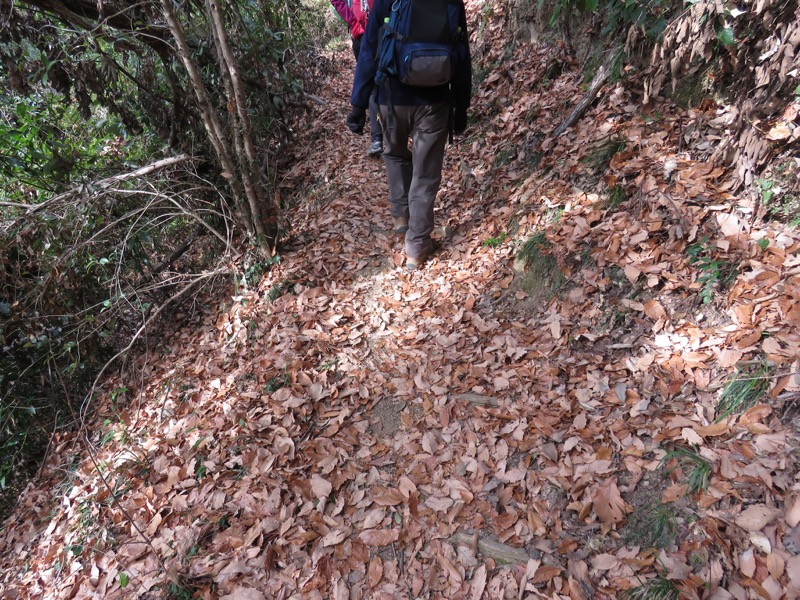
[
  {"x1": 75, "y1": 267, "x2": 230, "y2": 586},
  {"x1": 78, "y1": 267, "x2": 231, "y2": 423},
  {"x1": 35, "y1": 411, "x2": 59, "y2": 479}
]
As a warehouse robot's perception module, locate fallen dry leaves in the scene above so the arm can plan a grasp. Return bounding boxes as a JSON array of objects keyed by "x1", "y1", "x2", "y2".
[{"x1": 0, "y1": 1, "x2": 799, "y2": 599}]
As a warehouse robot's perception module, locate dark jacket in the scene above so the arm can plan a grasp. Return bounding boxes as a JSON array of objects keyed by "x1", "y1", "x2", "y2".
[{"x1": 350, "y1": 0, "x2": 471, "y2": 118}]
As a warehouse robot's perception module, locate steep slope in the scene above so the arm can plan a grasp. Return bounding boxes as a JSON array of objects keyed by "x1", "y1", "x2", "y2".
[{"x1": 1, "y1": 2, "x2": 799, "y2": 599}]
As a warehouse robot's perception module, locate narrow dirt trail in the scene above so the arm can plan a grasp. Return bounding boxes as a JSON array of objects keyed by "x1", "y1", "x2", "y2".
[{"x1": 240, "y1": 48, "x2": 559, "y2": 596}]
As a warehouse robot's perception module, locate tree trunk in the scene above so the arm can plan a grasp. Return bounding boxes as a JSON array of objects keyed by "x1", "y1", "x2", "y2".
[
  {"x1": 205, "y1": 0, "x2": 279, "y2": 252},
  {"x1": 160, "y1": 0, "x2": 276, "y2": 255}
]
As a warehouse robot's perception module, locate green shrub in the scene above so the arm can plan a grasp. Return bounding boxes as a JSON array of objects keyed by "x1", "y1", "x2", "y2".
[
  {"x1": 550, "y1": 0, "x2": 673, "y2": 41},
  {"x1": 757, "y1": 178, "x2": 800, "y2": 227},
  {"x1": 604, "y1": 184, "x2": 628, "y2": 209},
  {"x1": 0, "y1": 0, "x2": 336, "y2": 517},
  {"x1": 584, "y1": 138, "x2": 627, "y2": 175}
]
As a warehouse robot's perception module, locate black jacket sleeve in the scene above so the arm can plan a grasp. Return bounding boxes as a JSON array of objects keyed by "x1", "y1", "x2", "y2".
[{"x1": 451, "y1": 1, "x2": 472, "y2": 118}]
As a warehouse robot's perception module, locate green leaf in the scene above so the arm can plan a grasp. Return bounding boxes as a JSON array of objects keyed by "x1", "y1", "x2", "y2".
[
  {"x1": 119, "y1": 573, "x2": 130, "y2": 588},
  {"x1": 717, "y1": 27, "x2": 736, "y2": 47},
  {"x1": 795, "y1": 84, "x2": 800, "y2": 96}
]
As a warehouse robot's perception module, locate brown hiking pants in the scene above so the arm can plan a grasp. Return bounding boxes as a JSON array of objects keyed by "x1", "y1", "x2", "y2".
[{"x1": 378, "y1": 102, "x2": 449, "y2": 260}]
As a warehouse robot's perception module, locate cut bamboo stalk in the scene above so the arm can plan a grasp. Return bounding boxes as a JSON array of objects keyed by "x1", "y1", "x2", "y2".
[
  {"x1": 453, "y1": 393, "x2": 500, "y2": 408},
  {"x1": 451, "y1": 532, "x2": 530, "y2": 564}
]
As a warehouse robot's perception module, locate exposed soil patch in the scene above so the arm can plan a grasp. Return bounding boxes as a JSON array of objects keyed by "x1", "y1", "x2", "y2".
[{"x1": 368, "y1": 397, "x2": 407, "y2": 438}]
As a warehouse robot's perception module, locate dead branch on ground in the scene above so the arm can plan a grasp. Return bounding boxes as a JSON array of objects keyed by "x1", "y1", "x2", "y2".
[{"x1": 553, "y1": 47, "x2": 620, "y2": 138}]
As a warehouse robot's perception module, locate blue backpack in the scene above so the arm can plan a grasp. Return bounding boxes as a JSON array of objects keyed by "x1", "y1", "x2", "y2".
[{"x1": 374, "y1": 0, "x2": 465, "y2": 88}]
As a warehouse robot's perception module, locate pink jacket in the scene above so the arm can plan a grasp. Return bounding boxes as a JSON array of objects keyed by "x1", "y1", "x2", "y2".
[{"x1": 330, "y1": 0, "x2": 365, "y2": 39}]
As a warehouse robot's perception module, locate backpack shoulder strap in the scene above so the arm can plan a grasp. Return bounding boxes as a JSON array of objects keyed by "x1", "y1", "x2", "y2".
[{"x1": 375, "y1": 0, "x2": 408, "y2": 85}]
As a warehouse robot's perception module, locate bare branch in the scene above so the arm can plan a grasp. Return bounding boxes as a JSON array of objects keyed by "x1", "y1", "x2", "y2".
[{"x1": 3, "y1": 154, "x2": 192, "y2": 215}]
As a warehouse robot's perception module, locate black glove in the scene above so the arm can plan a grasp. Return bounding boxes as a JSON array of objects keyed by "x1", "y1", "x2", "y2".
[
  {"x1": 346, "y1": 106, "x2": 366, "y2": 134},
  {"x1": 453, "y1": 111, "x2": 468, "y2": 136}
]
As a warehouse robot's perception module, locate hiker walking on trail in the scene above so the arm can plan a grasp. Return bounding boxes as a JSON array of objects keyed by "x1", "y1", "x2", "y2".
[
  {"x1": 331, "y1": 0, "x2": 384, "y2": 157},
  {"x1": 346, "y1": 0, "x2": 472, "y2": 270}
]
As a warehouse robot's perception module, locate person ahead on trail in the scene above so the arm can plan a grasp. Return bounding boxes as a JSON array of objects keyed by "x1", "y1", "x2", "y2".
[
  {"x1": 346, "y1": 0, "x2": 472, "y2": 270},
  {"x1": 330, "y1": 0, "x2": 383, "y2": 157}
]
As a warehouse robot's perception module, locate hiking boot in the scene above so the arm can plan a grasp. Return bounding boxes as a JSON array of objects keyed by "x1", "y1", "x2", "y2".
[
  {"x1": 392, "y1": 216, "x2": 409, "y2": 234},
  {"x1": 406, "y1": 252, "x2": 431, "y2": 271},
  {"x1": 367, "y1": 140, "x2": 383, "y2": 157},
  {"x1": 406, "y1": 255, "x2": 425, "y2": 270},
  {"x1": 406, "y1": 242, "x2": 437, "y2": 271}
]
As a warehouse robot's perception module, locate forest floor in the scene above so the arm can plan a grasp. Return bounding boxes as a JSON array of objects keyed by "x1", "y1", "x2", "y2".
[{"x1": 2, "y1": 3, "x2": 800, "y2": 599}]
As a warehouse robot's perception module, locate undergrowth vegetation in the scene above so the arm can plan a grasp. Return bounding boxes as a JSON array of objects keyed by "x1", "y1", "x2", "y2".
[
  {"x1": 0, "y1": 0, "x2": 798, "y2": 595},
  {"x1": 0, "y1": 0, "x2": 335, "y2": 516},
  {"x1": 686, "y1": 238, "x2": 739, "y2": 305},
  {"x1": 626, "y1": 575, "x2": 680, "y2": 600},
  {"x1": 716, "y1": 364, "x2": 771, "y2": 420},
  {"x1": 625, "y1": 501, "x2": 678, "y2": 549},
  {"x1": 661, "y1": 446, "x2": 711, "y2": 494}
]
